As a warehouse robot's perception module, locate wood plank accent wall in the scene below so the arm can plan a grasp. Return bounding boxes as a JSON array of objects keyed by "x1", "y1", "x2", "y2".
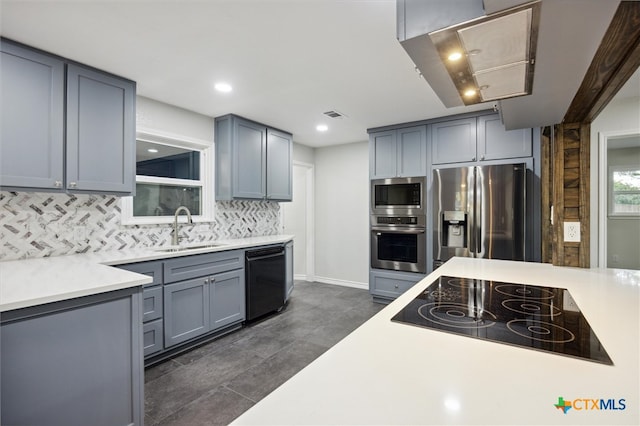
[
  {"x1": 547, "y1": 123, "x2": 590, "y2": 268},
  {"x1": 540, "y1": 127, "x2": 553, "y2": 264}
]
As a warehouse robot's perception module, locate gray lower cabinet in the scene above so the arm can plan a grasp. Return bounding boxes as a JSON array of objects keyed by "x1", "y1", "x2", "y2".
[
  {"x1": 143, "y1": 318, "x2": 164, "y2": 357},
  {"x1": 369, "y1": 269, "x2": 426, "y2": 303},
  {"x1": 161, "y1": 249, "x2": 245, "y2": 349},
  {"x1": 210, "y1": 269, "x2": 245, "y2": 330},
  {"x1": 370, "y1": 125, "x2": 428, "y2": 178},
  {"x1": 0, "y1": 287, "x2": 144, "y2": 426},
  {"x1": 0, "y1": 38, "x2": 136, "y2": 195},
  {"x1": 117, "y1": 260, "x2": 164, "y2": 356},
  {"x1": 164, "y1": 277, "x2": 210, "y2": 347},
  {"x1": 285, "y1": 240, "x2": 294, "y2": 301},
  {"x1": 215, "y1": 114, "x2": 293, "y2": 201}
]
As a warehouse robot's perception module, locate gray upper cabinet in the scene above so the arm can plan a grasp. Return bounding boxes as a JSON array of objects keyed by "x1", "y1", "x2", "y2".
[
  {"x1": 266, "y1": 128, "x2": 293, "y2": 201},
  {"x1": 370, "y1": 125, "x2": 427, "y2": 178},
  {"x1": 477, "y1": 114, "x2": 532, "y2": 161},
  {"x1": 216, "y1": 114, "x2": 293, "y2": 201},
  {"x1": 0, "y1": 39, "x2": 136, "y2": 195},
  {"x1": 431, "y1": 114, "x2": 533, "y2": 165},
  {"x1": 1, "y1": 40, "x2": 65, "y2": 190},
  {"x1": 66, "y1": 64, "x2": 135, "y2": 194},
  {"x1": 431, "y1": 117, "x2": 477, "y2": 164}
]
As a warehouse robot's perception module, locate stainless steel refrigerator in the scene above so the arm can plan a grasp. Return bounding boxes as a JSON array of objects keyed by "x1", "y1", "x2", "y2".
[{"x1": 433, "y1": 163, "x2": 526, "y2": 269}]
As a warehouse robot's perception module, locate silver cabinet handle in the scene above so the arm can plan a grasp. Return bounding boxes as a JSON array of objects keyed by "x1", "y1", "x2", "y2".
[
  {"x1": 54, "y1": 181, "x2": 62, "y2": 188},
  {"x1": 394, "y1": 284, "x2": 399, "y2": 289},
  {"x1": 480, "y1": 155, "x2": 485, "y2": 160},
  {"x1": 472, "y1": 157, "x2": 476, "y2": 161},
  {"x1": 68, "y1": 182, "x2": 77, "y2": 188},
  {"x1": 209, "y1": 277, "x2": 215, "y2": 283}
]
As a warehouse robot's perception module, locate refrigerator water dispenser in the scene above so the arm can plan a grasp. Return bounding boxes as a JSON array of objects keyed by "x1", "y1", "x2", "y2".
[{"x1": 442, "y1": 211, "x2": 467, "y2": 248}]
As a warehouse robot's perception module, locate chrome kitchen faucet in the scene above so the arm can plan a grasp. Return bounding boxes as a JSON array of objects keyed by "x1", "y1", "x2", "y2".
[{"x1": 172, "y1": 206, "x2": 193, "y2": 246}]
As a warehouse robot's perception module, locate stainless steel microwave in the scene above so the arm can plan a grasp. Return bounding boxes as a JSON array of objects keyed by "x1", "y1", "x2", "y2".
[{"x1": 371, "y1": 176, "x2": 426, "y2": 215}]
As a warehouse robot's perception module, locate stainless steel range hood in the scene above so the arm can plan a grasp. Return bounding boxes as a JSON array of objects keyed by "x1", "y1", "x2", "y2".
[{"x1": 397, "y1": 0, "x2": 621, "y2": 129}]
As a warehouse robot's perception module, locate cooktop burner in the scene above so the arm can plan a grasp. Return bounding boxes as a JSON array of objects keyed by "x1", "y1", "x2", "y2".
[{"x1": 391, "y1": 276, "x2": 612, "y2": 365}]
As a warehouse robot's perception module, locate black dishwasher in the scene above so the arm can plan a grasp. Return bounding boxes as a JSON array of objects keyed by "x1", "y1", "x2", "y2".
[{"x1": 245, "y1": 245, "x2": 286, "y2": 321}]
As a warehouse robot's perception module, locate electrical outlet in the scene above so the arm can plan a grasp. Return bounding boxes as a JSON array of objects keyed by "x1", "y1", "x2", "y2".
[{"x1": 563, "y1": 222, "x2": 580, "y2": 243}]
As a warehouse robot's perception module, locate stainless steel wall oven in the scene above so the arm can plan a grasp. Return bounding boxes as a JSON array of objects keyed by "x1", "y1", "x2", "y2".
[{"x1": 370, "y1": 214, "x2": 426, "y2": 273}]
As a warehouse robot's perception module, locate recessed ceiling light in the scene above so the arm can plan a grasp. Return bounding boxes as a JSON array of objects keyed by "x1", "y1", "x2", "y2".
[
  {"x1": 464, "y1": 89, "x2": 477, "y2": 97},
  {"x1": 214, "y1": 82, "x2": 233, "y2": 93},
  {"x1": 147, "y1": 148, "x2": 158, "y2": 153},
  {"x1": 448, "y1": 52, "x2": 463, "y2": 61},
  {"x1": 316, "y1": 124, "x2": 328, "y2": 132}
]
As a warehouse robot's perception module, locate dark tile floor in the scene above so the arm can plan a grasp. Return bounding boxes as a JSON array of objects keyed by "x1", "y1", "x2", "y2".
[{"x1": 144, "y1": 281, "x2": 384, "y2": 426}]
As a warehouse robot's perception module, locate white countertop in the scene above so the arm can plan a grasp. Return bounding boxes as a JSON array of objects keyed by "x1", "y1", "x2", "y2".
[
  {"x1": 232, "y1": 257, "x2": 640, "y2": 426},
  {"x1": 0, "y1": 235, "x2": 293, "y2": 312}
]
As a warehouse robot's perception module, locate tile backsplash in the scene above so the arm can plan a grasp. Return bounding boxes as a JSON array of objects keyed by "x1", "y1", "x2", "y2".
[{"x1": 0, "y1": 191, "x2": 281, "y2": 261}]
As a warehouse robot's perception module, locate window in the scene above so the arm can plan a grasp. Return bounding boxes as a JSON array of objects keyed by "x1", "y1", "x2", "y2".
[
  {"x1": 121, "y1": 129, "x2": 213, "y2": 225},
  {"x1": 609, "y1": 165, "x2": 640, "y2": 217}
]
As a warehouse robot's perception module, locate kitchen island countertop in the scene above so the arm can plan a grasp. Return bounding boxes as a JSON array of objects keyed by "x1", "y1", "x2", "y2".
[
  {"x1": 232, "y1": 257, "x2": 639, "y2": 425},
  {"x1": 0, "y1": 234, "x2": 293, "y2": 312}
]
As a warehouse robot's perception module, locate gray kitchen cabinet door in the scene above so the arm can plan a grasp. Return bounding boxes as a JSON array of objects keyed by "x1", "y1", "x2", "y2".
[
  {"x1": 431, "y1": 117, "x2": 477, "y2": 164},
  {"x1": 1, "y1": 288, "x2": 143, "y2": 426},
  {"x1": 370, "y1": 130, "x2": 397, "y2": 178},
  {"x1": 397, "y1": 125, "x2": 427, "y2": 177},
  {"x1": 66, "y1": 63, "x2": 135, "y2": 194},
  {"x1": 164, "y1": 277, "x2": 210, "y2": 347},
  {"x1": 232, "y1": 117, "x2": 267, "y2": 199},
  {"x1": 266, "y1": 128, "x2": 293, "y2": 201},
  {"x1": 210, "y1": 269, "x2": 245, "y2": 330},
  {"x1": 143, "y1": 318, "x2": 164, "y2": 357},
  {"x1": 285, "y1": 240, "x2": 294, "y2": 301},
  {"x1": 0, "y1": 40, "x2": 65, "y2": 191},
  {"x1": 477, "y1": 114, "x2": 532, "y2": 161}
]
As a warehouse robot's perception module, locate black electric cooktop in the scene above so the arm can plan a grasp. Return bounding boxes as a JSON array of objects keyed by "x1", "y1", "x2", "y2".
[{"x1": 391, "y1": 276, "x2": 613, "y2": 365}]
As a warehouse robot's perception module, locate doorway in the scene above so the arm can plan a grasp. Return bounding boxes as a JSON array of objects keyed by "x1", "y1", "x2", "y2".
[
  {"x1": 599, "y1": 131, "x2": 640, "y2": 270},
  {"x1": 281, "y1": 161, "x2": 314, "y2": 280}
]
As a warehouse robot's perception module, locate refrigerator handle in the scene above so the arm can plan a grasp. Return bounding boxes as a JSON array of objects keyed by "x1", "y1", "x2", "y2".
[
  {"x1": 468, "y1": 168, "x2": 475, "y2": 255},
  {"x1": 475, "y1": 167, "x2": 483, "y2": 257}
]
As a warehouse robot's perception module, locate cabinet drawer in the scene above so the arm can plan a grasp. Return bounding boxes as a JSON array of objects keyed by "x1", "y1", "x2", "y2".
[
  {"x1": 143, "y1": 319, "x2": 163, "y2": 357},
  {"x1": 142, "y1": 286, "x2": 163, "y2": 322},
  {"x1": 163, "y1": 250, "x2": 243, "y2": 284},
  {"x1": 116, "y1": 260, "x2": 163, "y2": 287},
  {"x1": 369, "y1": 270, "x2": 425, "y2": 300}
]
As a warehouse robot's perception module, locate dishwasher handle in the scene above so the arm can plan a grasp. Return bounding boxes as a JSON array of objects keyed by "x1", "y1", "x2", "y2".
[{"x1": 246, "y1": 246, "x2": 285, "y2": 259}]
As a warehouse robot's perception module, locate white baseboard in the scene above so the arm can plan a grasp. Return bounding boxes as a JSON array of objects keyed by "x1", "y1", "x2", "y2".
[{"x1": 311, "y1": 275, "x2": 368, "y2": 290}]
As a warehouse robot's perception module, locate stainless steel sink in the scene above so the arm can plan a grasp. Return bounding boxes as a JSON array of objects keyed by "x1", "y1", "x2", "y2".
[{"x1": 154, "y1": 243, "x2": 225, "y2": 253}]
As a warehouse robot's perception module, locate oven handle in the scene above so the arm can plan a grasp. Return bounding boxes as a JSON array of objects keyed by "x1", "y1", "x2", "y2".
[{"x1": 371, "y1": 227, "x2": 425, "y2": 234}]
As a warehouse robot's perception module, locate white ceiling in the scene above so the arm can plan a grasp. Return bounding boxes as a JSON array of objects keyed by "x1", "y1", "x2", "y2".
[{"x1": 1, "y1": 0, "x2": 637, "y2": 148}]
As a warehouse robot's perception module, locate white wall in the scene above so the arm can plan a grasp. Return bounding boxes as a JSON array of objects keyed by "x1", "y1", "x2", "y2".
[
  {"x1": 590, "y1": 96, "x2": 640, "y2": 267},
  {"x1": 137, "y1": 96, "x2": 213, "y2": 141},
  {"x1": 314, "y1": 141, "x2": 369, "y2": 288}
]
